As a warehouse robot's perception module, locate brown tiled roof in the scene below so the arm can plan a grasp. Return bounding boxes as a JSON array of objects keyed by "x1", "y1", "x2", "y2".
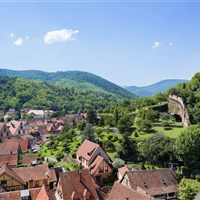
[
  {"x1": 0, "y1": 186, "x2": 55, "y2": 200},
  {"x1": 108, "y1": 182, "x2": 153, "y2": 200},
  {"x1": 0, "y1": 154, "x2": 18, "y2": 167},
  {"x1": 90, "y1": 155, "x2": 104, "y2": 174},
  {"x1": 0, "y1": 191, "x2": 21, "y2": 200},
  {"x1": 76, "y1": 139, "x2": 99, "y2": 161},
  {"x1": 118, "y1": 166, "x2": 129, "y2": 178},
  {"x1": 22, "y1": 155, "x2": 38, "y2": 165},
  {"x1": 59, "y1": 169, "x2": 99, "y2": 200},
  {"x1": 125, "y1": 169, "x2": 178, "y2": 196},
  {"x1": 35, "y1": 185, "x2": 56, "y2": 200},
  {"x1": 13, "y1": 164, "x2": 57, "y2": 183},
  {"x1": 0, "y1": 164, "x2": 25, "y2": 184},
  {"x1": 8, "y1": 139, "x2": 28, "y2": 153},
  {"x1": 0, "y1": 142, "x2": 20, "y2": 155}
]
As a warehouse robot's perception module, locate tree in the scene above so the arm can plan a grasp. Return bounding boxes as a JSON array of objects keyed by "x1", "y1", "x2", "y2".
[
  {"x1": 117, "y1": 115, "x2": 133, "y2": 133},
  {"x1": 87, "y1": 109, "x2": 97, "y2": 124},
  {"x1": 113, "y1": 108, "x2": 119, "y2": 125},
  {"x1": 135, "y1": 118, "x2": 152, "y2": 132},
  {"x1": 179, "y1": 178, "x2": 200, "y2": 200},
  {"x1": 81, "y1": 123, "x2": 95, "y2": 143},
  {"x1": 117, "y1": 134, "x2": 137, "y2": 160},
  {"x1": 175, "y1": 126, "x2": 200, "y2": 166},
  {"x1": 112, "y1": 158, "x2": 125, "y2": 169},
  {"x1": 141, "y1": 133, "x2": 174, "y2": 166}
]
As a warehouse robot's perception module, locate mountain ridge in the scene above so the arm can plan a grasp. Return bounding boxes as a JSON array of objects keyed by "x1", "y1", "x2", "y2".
[
  {"x1": 0, "y1": 68, "x2": 136, "y2": 99},
  {"x1": 125, "y1": 79, "x2": 189, "y2": 97}
]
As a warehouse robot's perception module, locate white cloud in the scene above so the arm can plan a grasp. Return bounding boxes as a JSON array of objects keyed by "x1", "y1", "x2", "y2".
[
  {"x1": 169, "y1": 42, "x2": 173, "y2": 46},
  {"x1": 44, "y1": 29, "x2": 79, "y2": 44},
  {"x1": 10, "y1": 32, "x2": 15, "y2": 38},
  {"x1": 152, "y1": 41, "x2": 161, "y2": 49},
  {"x1": 14, "y1": 38, "x2": 23, "y2": 46},
  {"x1": 25, "y1": 36, "x2": 30, "y2": 40}
]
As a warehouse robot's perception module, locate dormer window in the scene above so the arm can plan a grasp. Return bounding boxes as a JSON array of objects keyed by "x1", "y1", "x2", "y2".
[{"x1": 144, "y1": 182, "x2": 148, "y2": 188}]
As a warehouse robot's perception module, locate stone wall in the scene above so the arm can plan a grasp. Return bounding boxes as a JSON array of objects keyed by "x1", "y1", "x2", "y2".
[{"x1": 168, "y1": 94, "x2": 191, "y2": 127}]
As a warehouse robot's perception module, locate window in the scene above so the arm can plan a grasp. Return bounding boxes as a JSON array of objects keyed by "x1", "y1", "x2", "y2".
[
  {"x1": 0, "y1": 180, "x2": 7, "y2": 185},
  {"x1": 35, "y1": 180, "x2": 39, "y2": 186}
]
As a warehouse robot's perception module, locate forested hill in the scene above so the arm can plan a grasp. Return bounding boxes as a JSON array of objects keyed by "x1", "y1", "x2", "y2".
[
  {"x1": 0, "y1": 69, "x2": 136, "y2": 99},
  {"x1": 0, "y1": 76, "x2": 120, "y2": 114},
  {"x1": 168, "y1": 72, "x2": 200, "y2": 124}
]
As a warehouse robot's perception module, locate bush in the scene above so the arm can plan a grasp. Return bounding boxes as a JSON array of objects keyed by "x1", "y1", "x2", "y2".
[
  {"x1": 55, "y1": 152, "x2": 64, "y2": 162},
  {"x1": 107, "y1": 135, "x2": 113, "y2": 140}
]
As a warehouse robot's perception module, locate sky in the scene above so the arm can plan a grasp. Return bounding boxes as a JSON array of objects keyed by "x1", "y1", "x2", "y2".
[{"x1": 0, "y1": 1, "x2": 200, "y2": 86}]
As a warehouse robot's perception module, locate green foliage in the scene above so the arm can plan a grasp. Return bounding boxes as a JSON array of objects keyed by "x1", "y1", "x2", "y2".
[
  {"x1": 135, "y1": 118, "x2": 152, "y2": 132},
  {"x1": 179, "y1": 178, "x2": 200, "y2": 200},
  {"x1": 81, "y1": 123, "x2": 95, "y2": 143},
  {"x1": 117, "y1": 134, "x2": 137, "y2": 160},
  {"x1": 112, "y1": 158, "x2": 125, "y2": 169},
  {"x1": 55, "y1": 152, "x2": 64, "y2": 161},
  {"x1": 175, "y1": 126, "x2": 200, "y2": 166},
  {"x1": 117, "y1": 115, "x2": 133, "y2": 133},
  {"x1": 0, "y1": 69, "x2": 136, "y2": 99},
  {"x1": 141, "y1": 133, "x2": 174, "y2": 165},
  {"x1": 0, "y1": 76, "x2": 121, "y2": 113}
]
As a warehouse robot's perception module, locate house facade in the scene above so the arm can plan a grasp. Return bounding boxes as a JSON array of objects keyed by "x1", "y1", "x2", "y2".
[
  {"x1": 0, "y1": 164, "x2": 57, "y2": 191},
  {"x1": 121, "y1": 169, "x2": 178, "y2": 199},
  {"x1": 76, "y1": 139, "x2": 112, "y2": 182}
]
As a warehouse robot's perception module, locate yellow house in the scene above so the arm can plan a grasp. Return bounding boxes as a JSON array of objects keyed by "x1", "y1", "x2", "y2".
[
  {"x1": 0, "y1": 164, "x2": 57, "y2": 191},
  {"x1": 0, "y1": 164, "x2": 25, "y2": 191}
]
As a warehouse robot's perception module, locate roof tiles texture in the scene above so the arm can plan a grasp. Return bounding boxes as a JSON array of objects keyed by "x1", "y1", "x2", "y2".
[
  {"x1": 126, "y1": 169, "x2": 178, "y2": 196},
  {"x1": 59, "y1": 169, "x2": 99, "y2": 200},
  {"x1": 76, "y1": 139, "x2": 99, "y2": 161},
  {"x1": 0, "y1": 154, "x2": 18, "y2": 167},
  {"x1": 108, "y1": 182, "x2": 153, "y2": 200}
]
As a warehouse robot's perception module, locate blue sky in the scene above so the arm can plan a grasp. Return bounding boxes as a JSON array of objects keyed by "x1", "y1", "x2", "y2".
[{"x1": 0, "y1": 2, "x2": 200, "y2": 86}]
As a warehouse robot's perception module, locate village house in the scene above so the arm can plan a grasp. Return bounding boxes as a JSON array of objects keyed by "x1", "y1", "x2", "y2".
[
  {"x1": 22, "y1": 155, "x2": 38, "y2": 166},
  {"x1": 117, "y1": 166, "x2": 129, "y2": 181},
  {"x1": 0, "y1": 184, "x2": 56, "y2": 200},
  {"x1": 120, "y1": 168, "x2": 178, "y2": 199},
  {"x1": 0, "y1": 154, "x2": 18, "y2": 168},
  {"x1": 0, "y1": 123, "x2": 13, "y2": 141},
  {"x1": 0, "y1": 139, "x2": 29, "y2": 167},
  {"x1": 7, "y1": 120, "x2": 28, "y2": 136},
  {"x1": 108, "y1": 182, "x2": 153, "y2": 200},
  {"x1": 27, "y1": 110, "x2": 54, "y2": 119},
  {"x1": 7, "y1": 108, "x2": 16, "y2": 116},
  {"x1": 0, "y1": 164, "x2": 57, "y2": 191},
  {"x1": 76, "y1": 139, "x2": 112, "y2": 182},
  {"x1": 55, "y1": 169, "x2": 99, "y2": 200}
]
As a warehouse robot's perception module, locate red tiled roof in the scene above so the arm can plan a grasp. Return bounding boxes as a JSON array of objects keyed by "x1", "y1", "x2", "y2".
[
  {"x1": 76, "y1": 139, "x2": 99, "y2": 161},
  {"x1": 0, "y1": 154, "x2": 18, "y2": 167},
  {"x1": 8, "y1": 139, "x2": 28, "y2": 153},
  {"x1": 13, "y1": 164, "x2": 57, "y2": 183},
  {"x1": 35, "y1": 185, "x2": 56, "y2": 200},
  {"x1": 125, "y1": 169, "x2": 178, "y2": 196},
  {"x1": 22, "y1": 155, "x2": 38, "y2": 165},
  {"x1": 59, "y1": 169, "x2": 99, "y2": 200},
  {"x1": 0, "y1": 186, "x2": 55, "y2": 200},
  {"x1": 0, "y1": 142, "x2": 20, "y2": 155},
  {"x1": 90, "y1": 155, "x2": 104, "y2": 174},
  {"x1": 108, "y1": 182, "x2": 153, "y2": 200}
]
